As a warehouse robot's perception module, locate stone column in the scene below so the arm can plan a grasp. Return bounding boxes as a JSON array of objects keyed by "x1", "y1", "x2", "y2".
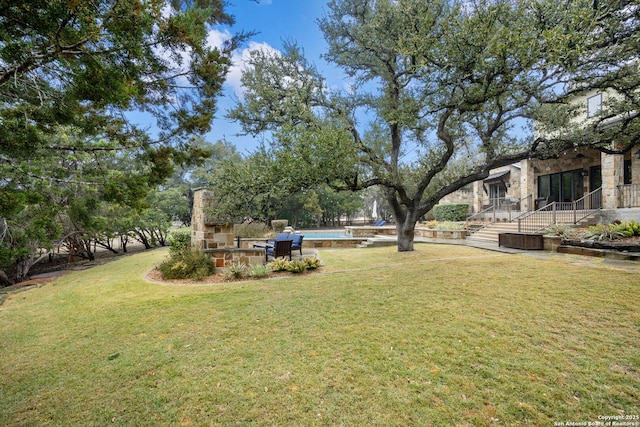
[
  {"x1": 472, "y1": 180, "x2": 483, "y2": 212},
  {"x1": 191, "y1": 188, "x2": 208, "y2": 250},
  {"x1": 600, "y1": 151, "x2": 624, "y2": 209},
  {"x1": 520, "y1": 159, "x2": 536, "y2": 211}
]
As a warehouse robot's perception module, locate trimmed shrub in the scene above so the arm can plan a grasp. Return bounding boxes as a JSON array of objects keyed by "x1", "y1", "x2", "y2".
[
  {"x1": 271, "y1": 219, "x2": 288, "y2": 233},
  {"x1": 167, "y1": 228, "x2": 191, "y2": 255},
  {"x1": 158, "y1": 250, "x2": 215, "y2": 280},
  {"x1": 433, "y1": 204, "x2": 469, "y2": 222}
]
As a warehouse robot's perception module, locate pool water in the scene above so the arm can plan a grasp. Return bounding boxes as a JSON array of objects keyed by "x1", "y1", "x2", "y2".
[{"x1": 302, "y1": 231, "x2": 351, "y2": 239}]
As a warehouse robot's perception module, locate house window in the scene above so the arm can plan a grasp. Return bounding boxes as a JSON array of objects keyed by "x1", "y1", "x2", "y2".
[
  {"x1": 624, "y1": 159, "x2": 632, "y2": 185},
  {"x1": 538, "y1": 170, "x2": 584, "y2": 204},
  {"x1": 587, "y1": 93, "x2": 602, "y2": 118}
]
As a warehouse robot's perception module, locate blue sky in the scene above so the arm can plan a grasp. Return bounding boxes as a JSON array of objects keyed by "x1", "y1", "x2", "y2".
[{"x1": 209, "y1": 0, "x2": 338, "y2": 154}]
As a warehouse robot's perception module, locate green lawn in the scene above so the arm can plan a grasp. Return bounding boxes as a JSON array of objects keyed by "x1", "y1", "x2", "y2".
[{"x1": 1, "y1": 245, "x2": 639, "y2": 426}]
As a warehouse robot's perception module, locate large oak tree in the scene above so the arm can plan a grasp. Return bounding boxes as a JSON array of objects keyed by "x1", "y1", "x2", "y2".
[{"x1": 230, "y1": 0, "x2": 640, "y2": 251}]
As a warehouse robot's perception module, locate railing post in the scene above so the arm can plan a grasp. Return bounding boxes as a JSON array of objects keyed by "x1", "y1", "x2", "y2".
[
  {"x1": 518, "y1": 218, "x2": 521, "y2": 233},
  {"x1": 573, "y1": 201, "x2": 577, "y2": 224},
  {"x1": 552, "y1": 202, "x2": 557, "y2": 225}
]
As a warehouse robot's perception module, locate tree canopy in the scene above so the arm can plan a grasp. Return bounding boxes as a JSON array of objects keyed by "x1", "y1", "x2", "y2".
[
  {"x1": 229, "y1": 0, "x2": 640, "y2": 251},
  {"x1": 0, "y1": 0, "x2": 242, "y2": 191},
  {"x1": 0, "y1": 0, "x2": 243, "y2": 284}
]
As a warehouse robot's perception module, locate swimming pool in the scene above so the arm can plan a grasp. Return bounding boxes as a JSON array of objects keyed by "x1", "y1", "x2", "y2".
[{"x1": 302, "y1": 230, "x2": 352, "y2": 239}]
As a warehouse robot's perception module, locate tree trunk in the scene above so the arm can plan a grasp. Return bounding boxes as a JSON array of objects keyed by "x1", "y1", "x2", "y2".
[
  {"x1": 396, "y1": 218, "x2": 416, "y2": 252},
  {"x1": 14, "y1": 252, "x2": 39, "y2": 283},
  {"x1": 81, "y1": 239, "x2": 95, "y2": 261},
  {"x1": 0, "y1": 270, "x2": 14, "y2": 287},
  {"x1": 387, "y1": 192, "x2": 419, "y2": 252},
  {"x1": 120, "y1": 235, "x2": 129, "y2": 253}
]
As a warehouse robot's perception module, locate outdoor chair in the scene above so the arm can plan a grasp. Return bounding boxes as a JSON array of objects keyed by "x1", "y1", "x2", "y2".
[
  {"x1": 267, "y1": 233, "x2": 304, "y2": 256},
  {"x1": 266, "y1": 239, "x2": 293, "y2": 262},
  {"x1": 375, "y1": 220, "x2": 386, "y2": 226}
]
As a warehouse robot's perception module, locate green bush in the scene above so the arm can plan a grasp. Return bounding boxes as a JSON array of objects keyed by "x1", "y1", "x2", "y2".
[
  {"x1": 271, "y1": 219, "x2": 288, "y2": 233},
  {"x1": 435, "y1": 221, "x2": 465, "y2": 231},
  {"x1": 224, "y1": 262, "x2": 247, "y2": 280},
  {"x1": 617, "y1": 220, "x2": 640, "y2": 237},
  {"x1": 543, "y1": 224, "x2": 577, "y2": 238},
  {"x1": 285, "y1": 259, "x2": 308, "y2": 274},
  {"x1": 303, "y1": 257, "x2": 321, "y2": 270},
  {"x1": 249, "y1": 263, "x2": 270, "y2": 278},
  {"x1": 268, "y1": 258, "x2": 290, "y2": 272},
  {"x1": 167, "y1": 228, "x2": 191, "y2": 255},
  {"x1": 582, "y1": 224, "x2": 628, "y2": 241},
  {"x1": 158, "y1": 250, "x2": 215, "y2": 280},
  {"x1": 433, "y1": 204, "x2": 469, "y2": 222},
  {"x1": 235, "y1": 221, "x2": 269, "y2": 238}
]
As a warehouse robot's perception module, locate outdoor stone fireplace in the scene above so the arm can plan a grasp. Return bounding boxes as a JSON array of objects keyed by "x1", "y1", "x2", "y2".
[{"x1": 191, "y1": 188, "x2": 265, "y2": 267}]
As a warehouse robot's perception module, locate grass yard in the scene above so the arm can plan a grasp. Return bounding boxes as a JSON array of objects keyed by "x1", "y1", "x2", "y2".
[{"x1": 1, "y1": 245, "x2": 639, "y2": 426}]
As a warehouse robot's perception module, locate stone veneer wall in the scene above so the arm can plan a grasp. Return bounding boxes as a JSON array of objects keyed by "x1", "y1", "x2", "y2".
[
  {"x1": 347, "y1": 226, "x2": 396, "y2": 237},
  {"x1": 191, "y1": 189, "x2": 265, "y2": 267},
  {"x1": 442, "y1": 165, "x2": 522, "y2": 213}
]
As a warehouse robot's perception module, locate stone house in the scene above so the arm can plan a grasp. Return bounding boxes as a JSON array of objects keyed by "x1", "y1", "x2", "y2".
[{"x1": 440, "y1": 89, "x2": 640, "y2": 224}]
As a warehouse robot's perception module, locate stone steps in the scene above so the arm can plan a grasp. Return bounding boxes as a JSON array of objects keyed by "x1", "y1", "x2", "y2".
[
  {"x1": 468, "y1": 222, "x2": 520, "y2": 243},
  {"x1": 357, "y1": 237, "x2": 398, "y2": 248}
]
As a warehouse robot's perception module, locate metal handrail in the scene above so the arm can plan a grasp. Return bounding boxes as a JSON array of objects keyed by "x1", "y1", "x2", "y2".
[
  {"x1": 467, "y1": 205, "x2": 497, "y2": 223},
  {"x1": 467, "y1": 194, "x2": 533, "y2": 223},
  {"x1": 517, "y1": 187, "x2": 602, "y2": 233},
  {"x1": 617, "y1": 183, "x2": 640, "y2": 208}
]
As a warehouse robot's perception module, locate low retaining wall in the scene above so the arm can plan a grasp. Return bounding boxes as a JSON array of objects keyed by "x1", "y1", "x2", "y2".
[
  {"x1": 347, "y1": 226, "x2": 466, "y2": 240},
  {"x1": 346, "y1": 226, "x2": 396, "y2": 237},
  {"x1": 415, "y1": 228, "x2": 466, "y2": 240},
  {"x1": 544, "y1": 236, "x2": 562, "y2": 251},
  {"x1": 303, "y1": 239, "x2": 368, "y2": 249},
  {"x1": 204, "y1": 248, "x2": 265, "y2": 268}
]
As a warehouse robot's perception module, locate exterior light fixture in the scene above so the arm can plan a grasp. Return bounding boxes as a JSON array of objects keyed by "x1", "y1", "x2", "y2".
[
  {"x1": 581, "y1": 169, "x2": 589, "y2": 177},
  {"x1": 634, "y1": 149, "x2": 640, "y2": 160}
]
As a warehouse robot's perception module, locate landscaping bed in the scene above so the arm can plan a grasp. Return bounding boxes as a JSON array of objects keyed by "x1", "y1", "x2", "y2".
[{"x1": 560, "y1": 239, "x2": 640, "y2": 252}]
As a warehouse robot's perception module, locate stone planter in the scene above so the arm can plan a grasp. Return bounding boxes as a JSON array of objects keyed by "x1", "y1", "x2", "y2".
[
  {"x1": 543, "y1": 236, "x2": 563, "y2": 251},
  {"x1": 415, "y1": 228, "x2": 466, "y2": 240}
]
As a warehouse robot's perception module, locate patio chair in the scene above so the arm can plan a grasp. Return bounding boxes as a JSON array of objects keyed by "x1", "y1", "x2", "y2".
[
  {"x1": 267, "y1": 233, "x2": 304, "y2": 256},
  {"x1": 375, "y1": 220, "x2": 386, "y2": 226},
  {"x1": 266, "y1": 240, "x2": 293, "y2": 262}
]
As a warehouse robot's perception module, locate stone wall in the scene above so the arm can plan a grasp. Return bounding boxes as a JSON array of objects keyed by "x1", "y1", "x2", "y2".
[
  {"x1": 205, "y1": 248, "x2": 266, "y2": 269},
  {"x1": 191, "y1": 188, "x2": 266, "y2": 267},
  {"x1": 346, "y1": 226, "x2": 396, "y2": 237}
]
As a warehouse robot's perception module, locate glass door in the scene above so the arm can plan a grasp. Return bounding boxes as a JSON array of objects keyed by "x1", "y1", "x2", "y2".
[{"x1": 489, "y1": 183, "x2": 506, "y2": 207}]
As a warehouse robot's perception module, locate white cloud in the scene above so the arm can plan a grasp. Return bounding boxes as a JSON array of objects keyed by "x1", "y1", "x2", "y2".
[
  {"x1": 226, "y1": 41, "x2": 281, "y2": 98},
  {"x1": 206, "y1": 28, "x2": 233, "y2": 50},
  {"x1": 155, "y1": 3, "x2": 281, "y2": 99},
  {"x1": 203, "y1": 27, "x2": 281, "y2": 98}
]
